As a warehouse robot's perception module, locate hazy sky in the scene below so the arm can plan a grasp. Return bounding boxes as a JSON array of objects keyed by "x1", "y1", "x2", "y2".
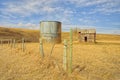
[{"x1": 0, "y1": 0, "x2": 120, "y2": 34}]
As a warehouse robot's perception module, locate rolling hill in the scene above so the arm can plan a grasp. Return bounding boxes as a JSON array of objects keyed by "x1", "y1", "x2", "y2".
[
  {"x1": 0, "y1": 27, "x2": 120, "y2": 80},
  {"x1": 0, "y1": 27, "x2": 40, "y2": 42},
  {"x1": 0, "y1": 27, "x2": 120, "y2": 42}
]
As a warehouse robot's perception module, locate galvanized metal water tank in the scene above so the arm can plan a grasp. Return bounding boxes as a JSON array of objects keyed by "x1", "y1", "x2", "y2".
[{"x1": 40, "y1": 21, "x2": 61, "y2": 43}]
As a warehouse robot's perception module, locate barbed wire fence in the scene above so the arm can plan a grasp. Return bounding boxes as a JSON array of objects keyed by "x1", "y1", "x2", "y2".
[
  {"x1": 0, "y1": 28, "x2": 75, "y2": 74},
  {"x1": 0, "y1": 38, "x2": 25, "y2": 52},
  {"x1": 0, "y1": 27, "x2": 118, "y2": 74}
]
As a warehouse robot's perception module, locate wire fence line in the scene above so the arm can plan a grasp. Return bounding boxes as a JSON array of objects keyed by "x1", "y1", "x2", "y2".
[
  {"x1": 0, "y1": 29, "x2": 74, "y2": 74},
  {"x1": 0, "y1": 38, "x2": 26, "y2": 52}
]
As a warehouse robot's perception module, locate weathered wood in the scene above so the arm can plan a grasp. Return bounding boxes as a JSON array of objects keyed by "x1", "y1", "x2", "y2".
[
  {"x1": 78, "y1": 29, "x2": 96, "y2": 42},
  {"x1": 63, "y1": 39, "x2": 68, "y2": 71},
  {"x1": 13, "y1": 39, "x2": 16, "y2": 48},
  {"x1": 39, "y1": 38, "x2": 44, "y2": 58},
  {"x1": 22, "y1": 38, "x2": 25, "y2": 52},
  {"x1": 50, "y1": 43, "x2": 55, "y2": 57},
  {"x1": 68, "y1": 28, "x2": 73, "y2": 74},
  {"x1": 94, "y1": 33, "x2": 96, "y2": 43},
  {"x1": 10, "y1": 39, "x2": 12, "y2": 48}
]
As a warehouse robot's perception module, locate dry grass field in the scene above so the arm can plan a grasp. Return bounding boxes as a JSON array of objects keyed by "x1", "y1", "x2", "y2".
[
  {"x1": 0, "y1": 27, "x2": 120, "y2": 80},
  {"x1": 0, "y1": 27, "x2": 39, "y2": 42}
]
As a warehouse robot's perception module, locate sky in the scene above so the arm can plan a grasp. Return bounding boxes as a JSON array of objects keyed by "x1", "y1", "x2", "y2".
[{"x1": 0, "y1": 0, "x2": 120, "y2": 34}]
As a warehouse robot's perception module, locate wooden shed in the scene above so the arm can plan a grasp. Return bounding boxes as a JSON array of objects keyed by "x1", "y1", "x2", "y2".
[{"x1": 78, "y1": 29, "x2": 96, "y2": 43}]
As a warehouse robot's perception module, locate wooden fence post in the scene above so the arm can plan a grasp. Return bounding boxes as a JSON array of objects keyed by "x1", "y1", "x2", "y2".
[
  {"x1": 50, "y1": 43, "x2": 55, "y2": 57},
  {"x1": 63, "y1": 39, "x2": 68, "y2": 71},
  {"x1": 68, "y1": 28, "x2": 73, "y2": 74},
  {"x1": 39, "y1": 38, "x2": 44, "y2": 58},
  {"x1": 13, "y1": 39, "x2": 15, "y2": 48},
  {"x1": 10, "y1": 39, "x2": 12, "y2": 48},
  {"x1": 22, "y1": 38, "x2": 25, "y2": 52}
]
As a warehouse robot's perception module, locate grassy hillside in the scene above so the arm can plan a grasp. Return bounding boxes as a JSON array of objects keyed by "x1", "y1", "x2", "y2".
[
  {"x1": 0, "y1": 27, "x2": 120, "y2": 42},
  {"x1": 0, "y1": 27, "x2": 40, "y2": 42},
  {"x1": 0, "y1": 27, "x2": 120, "y2": 80}
]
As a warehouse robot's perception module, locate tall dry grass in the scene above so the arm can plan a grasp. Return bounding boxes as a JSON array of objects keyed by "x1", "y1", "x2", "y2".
[
  {"x1": 0, "y1": 38, "x2": 120, "y2": 80},
  {"x1": 0, "y1": 27, "x2": 120, "y2": 80}
]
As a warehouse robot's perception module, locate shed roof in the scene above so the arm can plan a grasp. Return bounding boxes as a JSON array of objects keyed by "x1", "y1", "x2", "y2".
[{"x1": 78, "y1": 29, "x2": 96, "y2": 33}]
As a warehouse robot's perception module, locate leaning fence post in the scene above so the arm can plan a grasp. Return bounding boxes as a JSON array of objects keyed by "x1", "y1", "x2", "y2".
[
  {"x1": 63, "y1": 39, "x2": 68, "y2": 71},
  {"x1": 68, "y1": 28, "x2": 73, "y2": 74},
  {"x1": 39, "y1": 38, "x2": 44, "y2": 58},
  {"x1": 22, "y1": 38, "x2": 25, "y2": 52},
  {"x1": 13, "y1": 39, "x2": 15, "y2": 48}
]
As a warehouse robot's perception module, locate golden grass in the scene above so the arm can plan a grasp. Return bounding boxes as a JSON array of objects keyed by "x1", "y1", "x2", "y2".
[
  {"x1": 0, "y1": 27, "x2": 39, "y2": 42},
  {"x1": 0, "y1": 27, "x2": 120, "y2": 42},
  {"x1": 0, "y1": 27, "x2": 120, "y2": 80},
  {"x1": 0, "y1": 40, "x2": 120, "y2": 80}
]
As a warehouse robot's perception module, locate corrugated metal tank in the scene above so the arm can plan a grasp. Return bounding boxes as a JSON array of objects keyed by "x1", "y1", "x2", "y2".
[{"x1": 40, "y1": 21, "x2": 61, "y2": 43}]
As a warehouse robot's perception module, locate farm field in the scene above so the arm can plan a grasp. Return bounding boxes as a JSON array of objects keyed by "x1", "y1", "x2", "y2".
[
  {"x1": 0, "y1": 0, "x2": 120, "y2": 79},
  {"x1": 0, "y1": 38, "x2": 120, "y2": 80},
  {"x1": 0, "y1": 27, "x2": 120, "y2": 80},
  {"x1": 0, "y1": 0, "x2": 120, "y2": 80}
]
